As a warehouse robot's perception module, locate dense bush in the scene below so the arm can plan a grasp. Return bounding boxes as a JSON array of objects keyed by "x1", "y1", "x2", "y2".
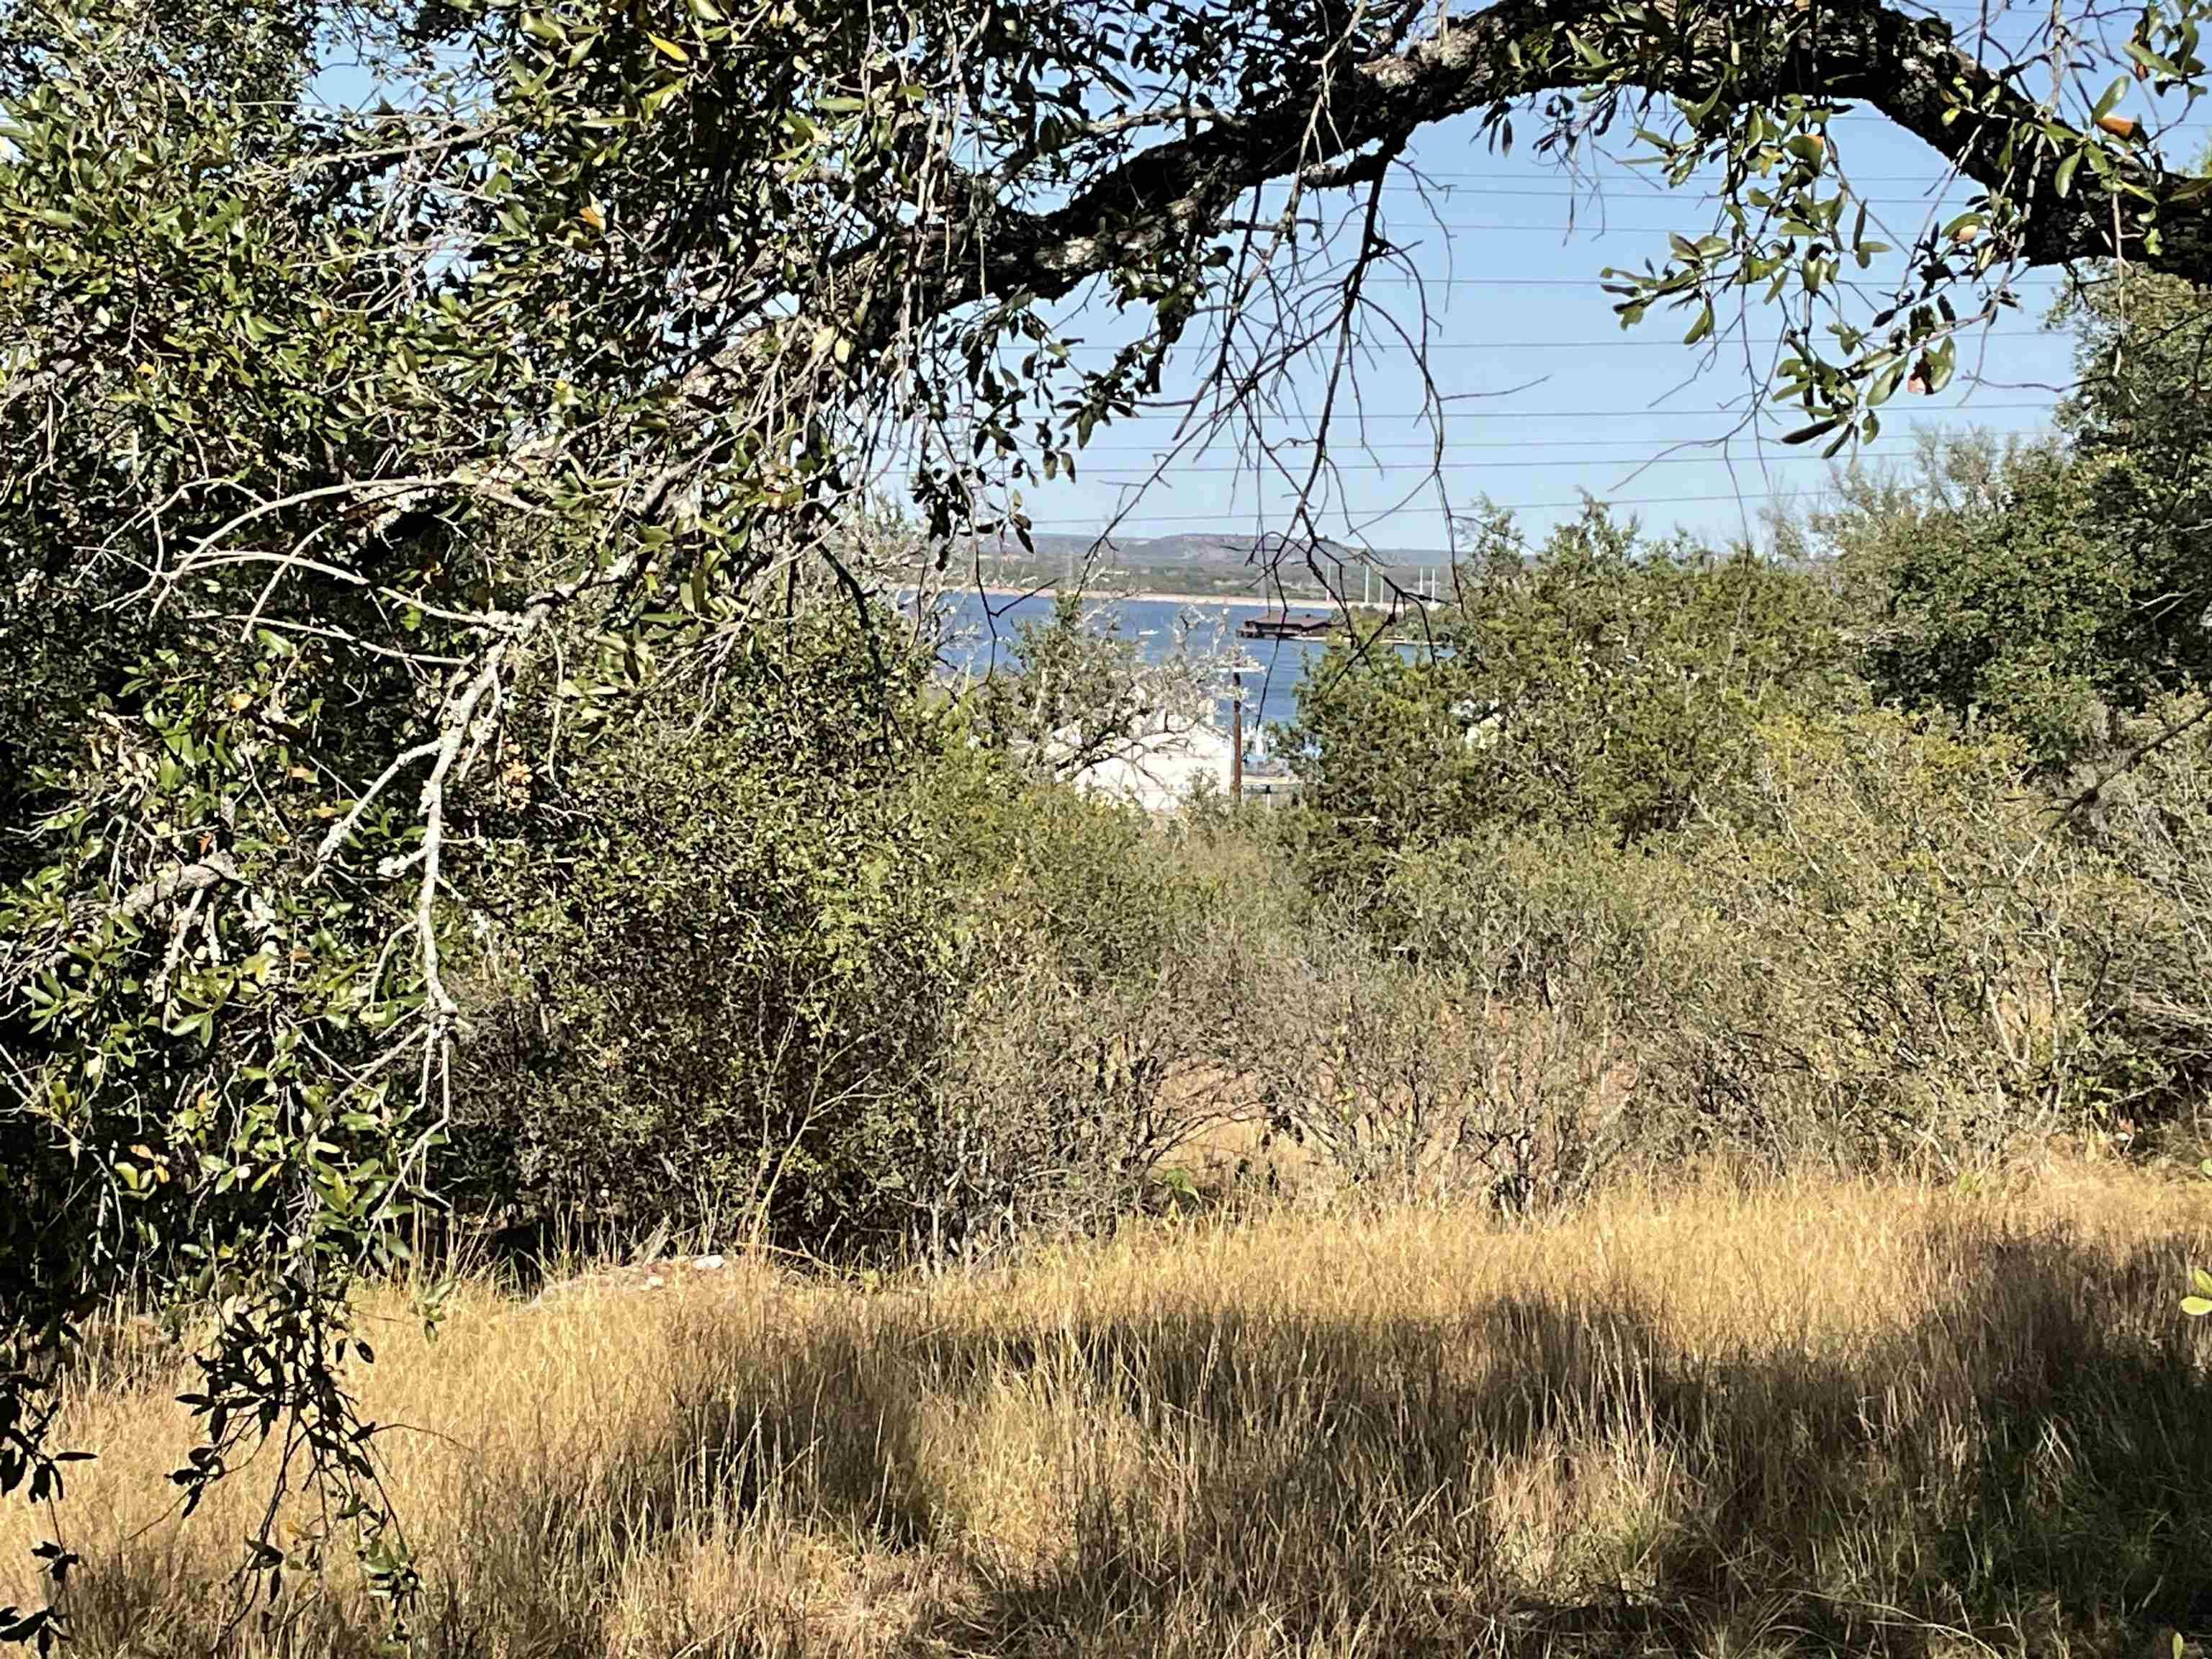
[
  {"x1": 2059, "y1": 269, "x2": 2212, "y2": 702},
  {"x1": 449, "y1": 607, "x2": 976, "y2": 1254},
  {"x1": 1262, "y1": 477, "x2": 2212, "y2": 1190},
  {"x1": 1807, "y1": 436, "x2": 2139, "y2": 768},
  {"x1": 1312, "y1": 704, "x2": 2212, "y2": 1184},
  {"x1": 1285, "y1": 508, "x2": 1852, "y2": 912},
  {"x1": 921, "y1": 799, "x2": 1283, "y2": 1246},
  {"x1": 2066, "y1": 696, "x2": 2212, "y2": 1123},
  {"x1": 431, "y1": 465, "x2": 2212, "y2": 1259},
  {"x1": 1806, "y1": 280, "x2": 2212, "y2": 770},
  {"x1": 446, "y1": 609, "x2": 1282, "y2": 1259},
  {"x1": 447, "y1": 624, "x2": 2212, "y2": 1257}
]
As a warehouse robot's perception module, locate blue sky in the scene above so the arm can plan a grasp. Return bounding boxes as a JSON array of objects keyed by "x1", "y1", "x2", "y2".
[
  {"x1": 1010, "y1": 125, "x2": 2074, "y2": 556},
  {"x1": 314, "y1": 3, "x2": 2206, "y2": 562},
  {"x1": 990, "y1": 1, "x2": 2212, "y2": 559}
]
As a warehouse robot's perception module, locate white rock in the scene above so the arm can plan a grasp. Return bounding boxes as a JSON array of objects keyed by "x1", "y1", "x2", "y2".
[
  {"x1": 693, "y1": 1254, "x2": 726, "y2": 1271},
  {"x1": 644, "y1": 1274, "x2": 665, "y2": 1289}
]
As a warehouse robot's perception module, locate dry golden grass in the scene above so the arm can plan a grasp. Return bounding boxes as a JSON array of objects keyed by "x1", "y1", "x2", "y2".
[{"x1": 12, "y1": 1156, "x2": 2212, "y2": 1658}]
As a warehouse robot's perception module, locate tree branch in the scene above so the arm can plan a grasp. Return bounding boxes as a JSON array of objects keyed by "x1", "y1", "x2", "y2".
[{"x1": 875, "y1": 0, "x2": 2212, "y2": 324}]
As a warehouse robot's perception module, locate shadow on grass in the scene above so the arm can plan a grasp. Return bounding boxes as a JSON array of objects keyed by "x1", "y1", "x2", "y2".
[
  {"x1": 51, "y1": 1211, "x2": 2212, "y2": 1658},
  {"x1": 917, "y1": 1223, "x2": 2212, "y2": 1657}
]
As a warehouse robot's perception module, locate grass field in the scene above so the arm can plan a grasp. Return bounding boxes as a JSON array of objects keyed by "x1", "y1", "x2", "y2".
[{"x1": 12, "y1": 1157, "x2": 2212, "y2": 1657}]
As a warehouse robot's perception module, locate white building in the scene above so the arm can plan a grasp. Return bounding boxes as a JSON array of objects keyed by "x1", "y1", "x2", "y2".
[
  {"x1": 1048, "y1": 715, "x2": 1303, "y2": 811},
  {"x1": 1051, "y1": 714, "x2": 1238, "y2": 813}
]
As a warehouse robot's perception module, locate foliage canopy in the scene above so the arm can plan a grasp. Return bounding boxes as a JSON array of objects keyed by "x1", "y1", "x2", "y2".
[
  {"x1": 1288, "y1": 510, "x2": 1851, "y2": 889},
  {"x1": 12, "y1": 0, "x2": 2212, "y2": 1638}
]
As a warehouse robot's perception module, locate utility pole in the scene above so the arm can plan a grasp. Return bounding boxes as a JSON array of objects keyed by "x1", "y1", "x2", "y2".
[{"x1": 1230, "y1": 681, "x2": 1244, "y2": 801}]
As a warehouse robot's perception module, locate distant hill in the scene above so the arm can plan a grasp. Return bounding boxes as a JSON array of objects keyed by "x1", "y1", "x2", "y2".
[{"x1": 973, "y1": 529, "x2": 1449, "y2": 570}]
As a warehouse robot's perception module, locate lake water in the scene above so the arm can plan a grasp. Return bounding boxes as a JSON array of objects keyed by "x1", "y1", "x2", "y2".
[{"x1": 916, "y1": 590, "x2": 1336, "y2": 737}]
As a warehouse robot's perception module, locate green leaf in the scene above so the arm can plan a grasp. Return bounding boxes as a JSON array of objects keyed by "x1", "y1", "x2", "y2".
[
  {"x1": 2184, "y1": 1296, "x2": 2212, "y2": 1317},
  {"x1": 647, "y1": 33, "x2": 689, "y2": 63},
  {"x1": 1781, "y1": 416, "x2": 1844, "y2": 446},
  {"x1": 2092, "y1": 74, "x2": 2130, "y2": 121},
  {"x1": 2054, "y1": 147, "x2": 2082, "y2": 197},
  {"x1": 2125, "y1": 38, "x2": 2182, "y2": 78},
  {"x1": 1683, "y1": 302, "x2": 1714, "y2": 346},
  {"x1": 1925, "y1": 336, "x2": 1956, "y2": 394}
]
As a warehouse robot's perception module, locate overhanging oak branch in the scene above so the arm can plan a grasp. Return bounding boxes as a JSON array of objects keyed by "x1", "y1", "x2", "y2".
[{"x1": 886, "y1": 0, "x2": 2212, "y2": 321}]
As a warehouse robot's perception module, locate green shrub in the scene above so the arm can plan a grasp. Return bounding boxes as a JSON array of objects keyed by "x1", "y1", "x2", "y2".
[
  {"x1": 1287, "y1": 508, "x2": 1852, "y2": 910},
  {"x1": 442, "y1": 592, "x2": 2212, "y2": 1260},
  {"x1": 446, "y1": 613, "x2": 1295, "y2": 1260},
  {"x1": 1346, "y1": 708, "x2": 2154, "y2": 1177},
  {"x1": 449, "y1": 607, "x2": 975, "y2": 1256},
  {"x1": 912, "y1": 792, "x2": 1298, "y2": 1248},
  {"x1": 1812, "y1": 437, "x2": 2132, "y2": 768},
  {"x1": 1681, "y1": 711, "x2": 2108, "y2": 1161},
  {"x1": 2065, "y1": 696, "x2": 2212, "y2": 1132}
]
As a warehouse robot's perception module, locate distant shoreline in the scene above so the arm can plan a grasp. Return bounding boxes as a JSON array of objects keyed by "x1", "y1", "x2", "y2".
[{"x1": 945, "y1": 584, "x2": 1386, "y2": 611}]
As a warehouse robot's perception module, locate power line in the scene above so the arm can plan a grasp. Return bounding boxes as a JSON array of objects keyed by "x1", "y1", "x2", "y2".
[
  {"x1": 1030, "y1": 486, "x2": 1851, "y2": 529},
  {"x1": 1367, "y1": 176, "x2": 2081, "y2": 189},
  {"x1": 1161, "y1": 273, "x2": 2078, "y2": 288},
  {"x1": 1053, "y1": 330, "x2": 2056, "y2": 355},
  {"x1": 1085, "y1": 446, "x2": 2025, "y2": 475},
  {"x1": 1357, "y1": 185, "x2": 2002, "y2": 202},
  {"x1": 1270, "y1": 151, "x2": 2211, "y2": 188},
  {"x1": 1332, "y1": 184, "x2": 2121, "y2": 209},
  {"x1": 1110, "y1": 398, "x2": 2059, "y2": 419},
  {"x1": 1074, "y1": 424, "x2": 2048, "y2": 452},
  {"x1": 1285, "y1": 219, "x2": 1835, "y2": 233},
  {"x1": 1236, "y1": 215, "x2": 2197, "y2": 235}
]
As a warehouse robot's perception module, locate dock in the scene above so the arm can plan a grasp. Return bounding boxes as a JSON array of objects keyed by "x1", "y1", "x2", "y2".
[
  {"x1": 1236, "y1": 613, "x2": 1342, "y2": 641},
  {"x1": 1236, "y1": 612, "x2": 1432, "y2": 649}
]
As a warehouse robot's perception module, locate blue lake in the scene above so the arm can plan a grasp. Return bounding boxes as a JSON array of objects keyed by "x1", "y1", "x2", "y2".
[{"x1": 915, "y1": 590, "x2": 1339, "y2": 735}]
